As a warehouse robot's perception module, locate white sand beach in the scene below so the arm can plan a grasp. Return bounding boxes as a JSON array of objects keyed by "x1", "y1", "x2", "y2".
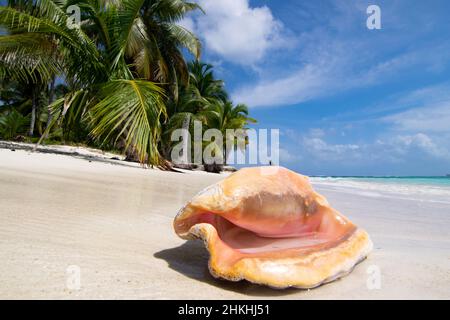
[{"x1": 0, "y1": 147, "x2": 449, "y2": 299}]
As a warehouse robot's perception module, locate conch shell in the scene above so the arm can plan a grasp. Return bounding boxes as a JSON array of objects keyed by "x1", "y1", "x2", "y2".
[{"x1": 173, "y1": 167, "x2": 372, "y2": 289}]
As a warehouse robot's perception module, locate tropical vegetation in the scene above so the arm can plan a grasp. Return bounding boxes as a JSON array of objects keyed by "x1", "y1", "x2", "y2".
[{"x1": 0, "y1": 0, "x2": 256, "y2": 170}]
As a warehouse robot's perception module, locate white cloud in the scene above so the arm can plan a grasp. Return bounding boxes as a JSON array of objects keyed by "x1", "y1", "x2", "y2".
[
  {"x1": 279, "y1": 147, "x2": 302, "y2": 163},
  {"x1": 384, "y1": 103, "x2": 450, "y2": 133},
  {"x1": 302, "y1": 136, "x2": 361, "y2": 161},
  {"x1": 184, "y1": 0, "x2": 289, "y2": 65},
  {"x1": 381, "y1": 83, "x2": 450, "y2": 133},
  {"x1": 308, "y1": 128, "x2": 326, "y2": 138},
  {"x1": 228, "y1": 0, "x2": 450, "y2": 108},
  {"x1": 180, "y1": 2, "x2": 450, "y2": 109},
  {"x1": 375, "y1": 133, "x2": 450, "y2": 160},
  {"x1": 298, "y1": 131, "x2": 450, "y2": 165},
  {"x1": 398, "y1": 83, "x2": 450, "y2": 106},
  {"x1": 232, "y1": 39, "x2": 450, "y2": 108},
  {"x1": 232, "y1": 58, "x2": 338, "y2": 107}
]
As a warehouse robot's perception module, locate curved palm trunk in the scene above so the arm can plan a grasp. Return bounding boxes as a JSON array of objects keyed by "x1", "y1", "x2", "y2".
[
  {"x1": 28, "y1": 87, "x2": 37, "y2": 137},
  {"x1": 44, "y1": 77, "x2": 56, "y2": 138},
  {"x1": 180, "y1": 113, "x2": 191, "y2": 164}
]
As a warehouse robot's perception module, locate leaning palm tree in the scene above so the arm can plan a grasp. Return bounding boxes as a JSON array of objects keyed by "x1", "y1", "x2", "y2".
[{"x1": 0, "y1": 0, "x2": 202, "y2": 166}]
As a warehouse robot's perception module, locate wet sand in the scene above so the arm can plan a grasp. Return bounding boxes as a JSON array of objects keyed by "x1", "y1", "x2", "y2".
[{"x1": 0, "y1": 148, "x2": 449, "y2": 299}]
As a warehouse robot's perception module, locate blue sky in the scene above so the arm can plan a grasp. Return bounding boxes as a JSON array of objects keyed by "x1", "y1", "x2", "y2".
[{"x1": 182, "y1": 0, "x2": 450, "y2": 176}]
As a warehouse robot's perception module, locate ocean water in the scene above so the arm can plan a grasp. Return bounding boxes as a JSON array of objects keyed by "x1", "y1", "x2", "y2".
[{"x1": 309, "y1": 176, "x2": 450, "y2": 203}]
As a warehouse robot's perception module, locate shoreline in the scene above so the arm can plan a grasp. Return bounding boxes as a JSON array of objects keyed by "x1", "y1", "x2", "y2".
[
  {"x1": 310, "y1": 178, "x2": 450, "y2": 205},
  {"x1": 0, "y1": 149, "x2": 449, "y2": 299}
]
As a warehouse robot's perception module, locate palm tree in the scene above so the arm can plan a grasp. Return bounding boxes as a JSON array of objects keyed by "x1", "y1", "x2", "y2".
[
  {"x1": 186, "y1": 60, "x2": 227, "y2": 105},
  {"x1": 200, "y1": 101, "x2": 256, "y2": 164},
  {"x1": 0, "y1": 0, "x2": 202, "y2": 166},
  {"x1": 136, "y1": 1, "x2": 202, "y2": 83},
  {"x1": 162, "y1": 60, "x2": 227, "y2": 157}
]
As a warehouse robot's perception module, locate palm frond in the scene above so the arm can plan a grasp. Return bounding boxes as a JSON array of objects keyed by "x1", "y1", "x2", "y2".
[
  {"x1": 109, "y1": 0, "x2": 145, "y2": 72},
  {"x1": 0, "y1": 33, "x2": 61, "y2": 83},
  {"x1": 89, "y1": 79, "x2": 166, "y2": 164},
  {"x1": 164, "y1": 23, "x2": 201, "y2": 59},
  {"x1": 150, "y1": 0, "x2": 204, "y2": 23}
]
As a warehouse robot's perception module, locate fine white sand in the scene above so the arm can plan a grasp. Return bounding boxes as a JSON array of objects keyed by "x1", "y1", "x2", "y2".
[{"x1": 0, "y1": 148, "x2": 449, "y2": 299}]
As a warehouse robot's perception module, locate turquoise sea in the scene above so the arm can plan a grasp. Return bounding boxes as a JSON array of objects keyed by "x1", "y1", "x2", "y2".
[
  {"x1": 312, "y1": 176, "x2": 450, "y2": 187},
  {"x1": 309, "y1": 176, "x2": 450, "y2": 201}
]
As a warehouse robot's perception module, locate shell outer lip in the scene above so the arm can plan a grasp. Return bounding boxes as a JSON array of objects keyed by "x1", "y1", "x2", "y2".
[{"x1": 189, "y1": 223, "x2": 373, "y2": 290}]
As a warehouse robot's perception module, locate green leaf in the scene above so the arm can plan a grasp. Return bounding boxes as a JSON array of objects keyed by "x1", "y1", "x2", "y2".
[{"x1": 89, "y1": 79, "x2": 166, "y2": 164}]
